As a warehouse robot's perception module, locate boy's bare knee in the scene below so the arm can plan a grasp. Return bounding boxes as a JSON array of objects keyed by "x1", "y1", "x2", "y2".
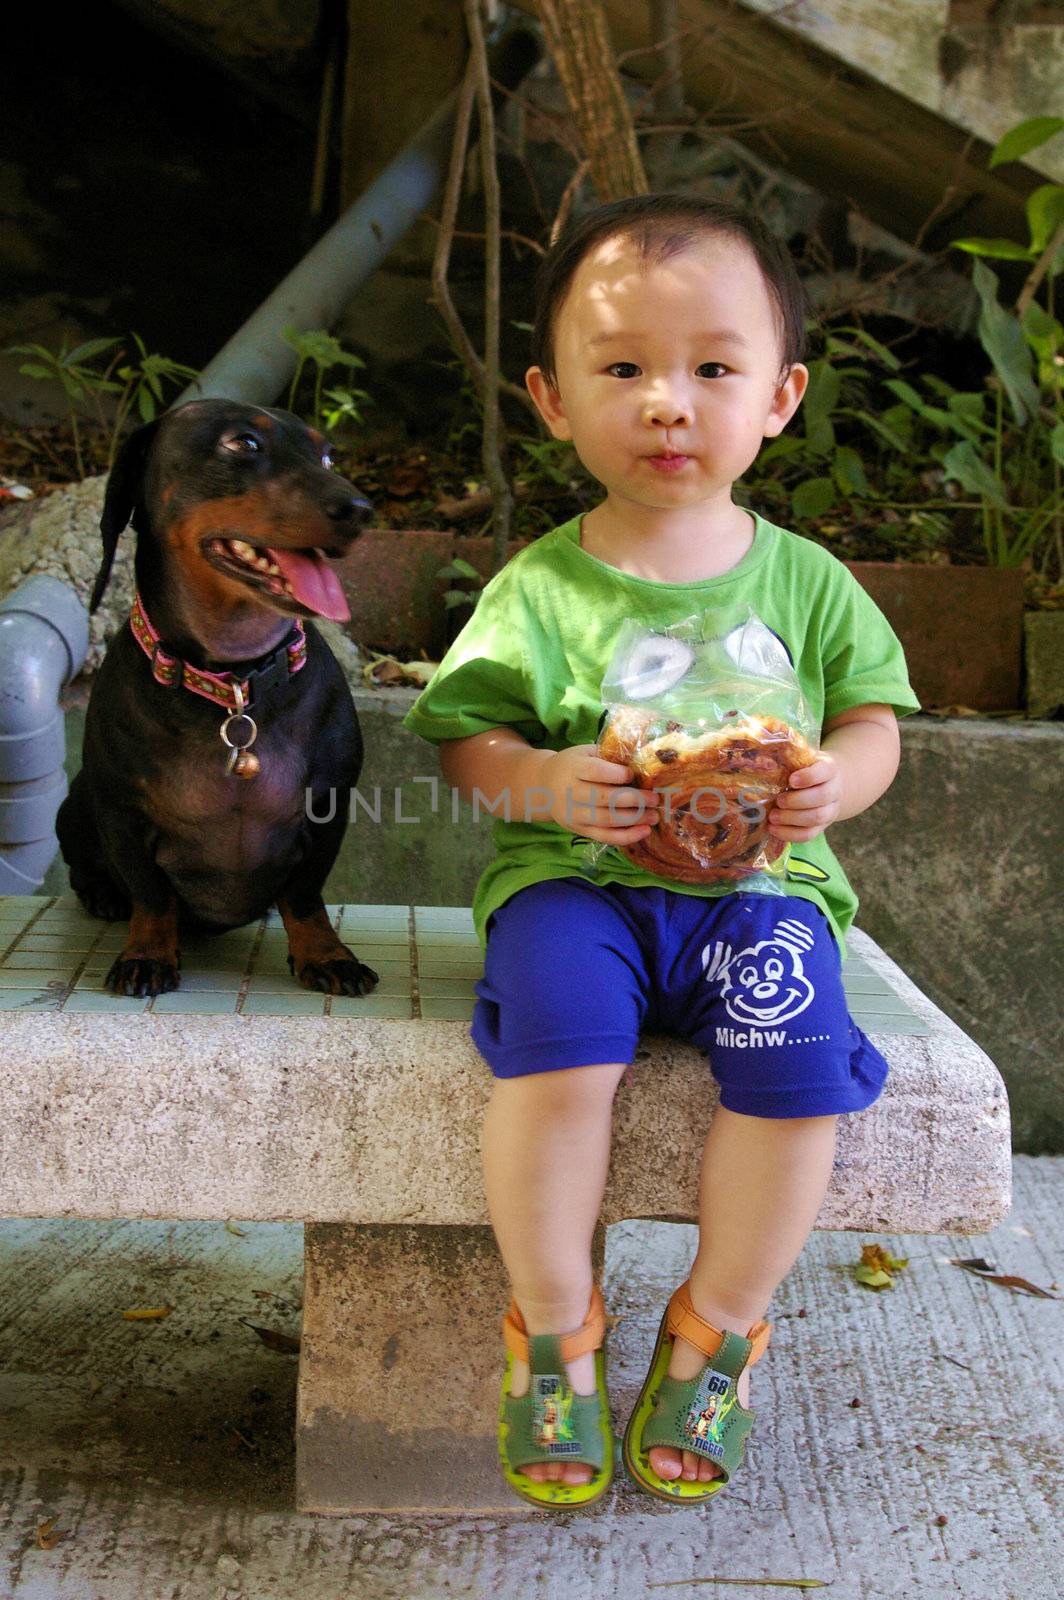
[{"x1": 491, "y1": 1060, "x2": 627, "y2": 1115}]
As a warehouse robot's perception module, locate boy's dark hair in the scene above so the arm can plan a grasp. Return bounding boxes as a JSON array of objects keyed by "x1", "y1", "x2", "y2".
[{"x1": 530, "y1": 193, "x2": 809, "y2": 384}]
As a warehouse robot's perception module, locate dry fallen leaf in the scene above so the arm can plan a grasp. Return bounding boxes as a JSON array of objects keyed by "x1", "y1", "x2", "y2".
[
  {"x1": 225, "y1": 1220, "x2": 248, "y2": 1237},
  {"x1": 949, "y1": 1259, "x2": 1059, "y2": 1299},
  {"x1": 120, "y1": 1305, "x2": 173, "y2": 1321},
  {"x1": 36, "y1": 1517, "x2": 64, "y2": 1550},
  {"x1": 854, "y1": 1243, "x2": 908, "y2": 1290},
  {"x1": 240, "y1": 1319, "x2": 301, "y2": 1355},
  {"x1": 363, "y1": 653, "x2": 438, "y2": 689}
]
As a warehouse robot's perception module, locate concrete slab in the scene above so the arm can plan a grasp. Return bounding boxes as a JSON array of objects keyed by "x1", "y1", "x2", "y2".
[
  {"x1": 0, "y1": 1157, "x2": 1060, "y2": 1600},
  {"x1": 0, "y1": 902, "x2": 1010, "y2": 1236}
]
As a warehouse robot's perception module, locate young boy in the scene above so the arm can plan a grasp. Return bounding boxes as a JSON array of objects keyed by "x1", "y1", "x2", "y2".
[{"x1": 404, "y1": 194, "x2": 920, "y2": 1509}]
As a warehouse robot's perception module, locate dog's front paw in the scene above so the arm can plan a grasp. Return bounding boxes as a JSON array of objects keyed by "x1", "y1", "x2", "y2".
[
  {"x1": 105, "y1": 953, "x2": 182, "y2": 997},
  {"x1": 290, "y1": 953, "x2": 379, "y2": 996}
]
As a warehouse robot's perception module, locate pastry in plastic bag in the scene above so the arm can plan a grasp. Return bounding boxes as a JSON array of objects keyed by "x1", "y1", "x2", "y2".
[
  {"x1": 599, "y1": 705, "x2": 819, "y2": 884},
  {"x1": 588, "y1": 609, "x2": 820, "y2": 886}
]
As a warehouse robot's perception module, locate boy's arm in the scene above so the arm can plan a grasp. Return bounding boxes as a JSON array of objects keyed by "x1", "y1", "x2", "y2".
[
  {"x1": 438, "y1": 728, "x2": 659, "y2": 844},
  {"x1": 768, "y1": 703, "x2": 900, "y2": 843}
]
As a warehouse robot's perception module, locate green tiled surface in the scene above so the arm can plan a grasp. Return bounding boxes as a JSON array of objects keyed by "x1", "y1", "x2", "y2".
[{"x1": 0, "y1": 897, "x2": 929, "y2": 1035}]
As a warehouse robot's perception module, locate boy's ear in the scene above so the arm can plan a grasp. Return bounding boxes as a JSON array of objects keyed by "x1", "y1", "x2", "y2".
[
  {"x1": 525, "y1": 366, "x2": 572, "y2": 440},
  {"x1": 763, "y1": 363, "x2": 809, "y2": 439}
]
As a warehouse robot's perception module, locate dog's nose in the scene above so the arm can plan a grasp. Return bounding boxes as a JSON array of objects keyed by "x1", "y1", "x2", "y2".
[{"x1": 326, "y1": 493, "x2": 372, "y2": 527}]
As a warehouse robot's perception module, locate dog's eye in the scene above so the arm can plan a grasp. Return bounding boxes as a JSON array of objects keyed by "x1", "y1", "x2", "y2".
[{"x1": 222, "y1": 434, "x2": 261, "y2": 454}]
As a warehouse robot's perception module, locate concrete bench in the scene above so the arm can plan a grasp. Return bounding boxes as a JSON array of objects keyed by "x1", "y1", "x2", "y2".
[{"x1": 0, "y1": 894, "x2": 1010, "y2": 1513}]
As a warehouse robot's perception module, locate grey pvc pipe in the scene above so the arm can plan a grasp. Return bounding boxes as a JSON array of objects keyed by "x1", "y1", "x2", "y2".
[
  {"x1": 177, "y1": 26, "x2": 541, "y2": 407},
  {"x1": 0, "y1": 576, "x2": 90, "y2": 892}
]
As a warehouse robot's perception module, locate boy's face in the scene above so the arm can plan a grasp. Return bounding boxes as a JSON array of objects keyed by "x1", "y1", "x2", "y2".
[{"x1": 526, "y1": 232, "x2": 807, "y2": 519}]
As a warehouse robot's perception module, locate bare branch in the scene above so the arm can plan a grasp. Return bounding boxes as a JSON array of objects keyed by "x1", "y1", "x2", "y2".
[
  {"x1": 428, "y1": 56, "x2": 536, "y2": 424},
  {"x1": 535, "y1": 0, "x2": 648, "y2": 200},
  {"x1": 645, "y1": 0, "x2": 685, "y2": 187},
  {"x1": 550, "y1": 158, "x2": 591, "y2": 245},
  {"x1": 464, "y1": 0, "x2": 515, "y2": 572}
]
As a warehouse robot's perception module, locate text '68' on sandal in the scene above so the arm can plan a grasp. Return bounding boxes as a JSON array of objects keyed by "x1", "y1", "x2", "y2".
[
  {"x1": 623, "y1": 1280, "x2": 772, "y2": 1506},
  {"x1": 498, "y1": 1283, "x2": 615, "y2": 1510}
]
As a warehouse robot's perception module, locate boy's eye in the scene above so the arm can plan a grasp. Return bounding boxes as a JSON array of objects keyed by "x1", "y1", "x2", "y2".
[
  {"x1": 605, "y1": 362, "x2": 641, "y2": 379},
  {"x1": 696, "y1": 362, "x2": 728, "y2": 379}
]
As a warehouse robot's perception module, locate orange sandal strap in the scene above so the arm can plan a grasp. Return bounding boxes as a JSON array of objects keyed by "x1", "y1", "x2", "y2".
[
  {"x1": 665, "y1": 1281, "x2": 772, "y2": 1367},
  {"x1": 502, "y1": 1283, "x2": 607, "y2": 1364}
]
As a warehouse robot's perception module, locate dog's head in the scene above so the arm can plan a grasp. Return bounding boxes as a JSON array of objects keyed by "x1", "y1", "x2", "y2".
[{"x1": 91, "y1": 399, "x2": 372, "y2": 622}]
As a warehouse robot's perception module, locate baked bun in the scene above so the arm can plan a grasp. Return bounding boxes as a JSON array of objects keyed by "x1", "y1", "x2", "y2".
[{"x1": 599, "y1": 709, "x2": 819, "y2": 884}]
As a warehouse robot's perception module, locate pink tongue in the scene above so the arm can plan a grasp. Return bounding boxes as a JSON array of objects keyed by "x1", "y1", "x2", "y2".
[{"x1": 266, "y1": 546, "x2": 350, "y2": 622}]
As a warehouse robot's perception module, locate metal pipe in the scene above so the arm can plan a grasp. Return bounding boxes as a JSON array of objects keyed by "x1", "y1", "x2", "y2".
[{"x1": 177, "y1": 25, "x2": 540, "y2": 408}]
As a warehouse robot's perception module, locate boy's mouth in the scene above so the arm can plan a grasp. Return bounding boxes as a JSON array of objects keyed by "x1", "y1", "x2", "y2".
[{"x1": 646, "y1": 452, "x2": 690, "y2": 474}]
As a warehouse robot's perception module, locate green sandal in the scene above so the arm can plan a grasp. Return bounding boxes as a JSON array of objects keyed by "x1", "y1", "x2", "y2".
[
  {"x1": 498, "y1": 1284, "x2": 615, "y2": 1509},
  {"x1": 622, "y1": 1281, "x2": 772, "y2": 1505}
]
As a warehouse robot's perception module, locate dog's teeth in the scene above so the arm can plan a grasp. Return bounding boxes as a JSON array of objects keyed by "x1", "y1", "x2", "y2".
[{"x1": 230, "y1": 539, "x2": 255, "y2": 558}]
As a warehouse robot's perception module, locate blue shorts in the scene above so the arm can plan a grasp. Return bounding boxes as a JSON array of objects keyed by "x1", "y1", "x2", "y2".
[{"x1": 471, "y1": 879, "x2": 888, "y2": 1119}]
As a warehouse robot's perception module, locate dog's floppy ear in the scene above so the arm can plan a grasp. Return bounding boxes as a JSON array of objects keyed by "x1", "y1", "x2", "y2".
[{"x1": 90, "y1": 418, "x2": 163, "y2": 613}]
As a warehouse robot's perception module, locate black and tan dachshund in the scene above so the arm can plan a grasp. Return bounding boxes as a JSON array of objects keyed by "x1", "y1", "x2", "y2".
[{"x1": 56, "y1": 398, "x2": 378, "y2": 998}]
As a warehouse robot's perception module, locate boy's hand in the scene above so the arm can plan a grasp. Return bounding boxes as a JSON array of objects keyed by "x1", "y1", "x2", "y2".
[
  {"x1": 767, "y1": 754, "x2": 842, "y2": 843},
  {"x1": 536, "y1": 744, "x2": 659, "y2": 844}
]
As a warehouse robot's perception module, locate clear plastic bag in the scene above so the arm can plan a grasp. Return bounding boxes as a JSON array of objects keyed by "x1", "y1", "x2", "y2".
[{"x1": 586, "y1": 609, "x2": 820, "y2": 886}]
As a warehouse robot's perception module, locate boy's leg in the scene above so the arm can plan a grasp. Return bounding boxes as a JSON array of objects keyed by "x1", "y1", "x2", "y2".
[
  {"x1": 648, "y1": 1107, "x2": 837, "y2": 1484},
  {"x1": 482, "y1": 1061, "x2": 628, "y2": 1485},
  {"x1": 646, "y1": 892, "x2": 888, "y2": 1483},
  {"x1": 472, "y1": 879, "x2": 659, "y2": 1488}
]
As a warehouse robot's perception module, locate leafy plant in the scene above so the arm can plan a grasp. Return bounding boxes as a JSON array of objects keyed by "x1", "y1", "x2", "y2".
[
  {"x1": 282, "y1": 326, "x2": 372, "y2": 433},
  {"x1": 6, "y1": 333, "x2": 201, "y2": 479},
  {"x1": 6, "y1": 336, "x2": 121, "y2": 478},
  {"x1": 947, "y1": 116, "x2": 1064, "y2": 570},
  {"x1": 437, "y1": 555, "x2": 484, "y2": 612},
  {"x1": 109, "y1": 334, "x2": 198, "y2": 466}
]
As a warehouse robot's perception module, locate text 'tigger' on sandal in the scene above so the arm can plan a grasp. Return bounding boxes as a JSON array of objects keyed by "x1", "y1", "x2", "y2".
[
  {"x1": 498, "y1": 1283, "x2": 615, "y2": 1510},
  {"x1": 623, "y1": 1281, "x2": 771, "y2": 1505}
]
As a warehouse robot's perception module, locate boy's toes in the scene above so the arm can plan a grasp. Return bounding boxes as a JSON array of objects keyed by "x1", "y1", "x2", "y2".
[
  {"x1": 648, "y1": 1445, "x2": 683, "y2": 1480},
  {"x1": 563, "y1": 1462, "x2": 594, "y2": 1486},
  {"x1": 648, "y1": 1445, "x2": 722, "y2": 1483}
]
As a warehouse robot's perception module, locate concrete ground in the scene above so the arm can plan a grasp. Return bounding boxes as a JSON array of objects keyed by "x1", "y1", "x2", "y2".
[{"x1": 0, "y1": 1159, "x2": 1061, "y2": 1600}]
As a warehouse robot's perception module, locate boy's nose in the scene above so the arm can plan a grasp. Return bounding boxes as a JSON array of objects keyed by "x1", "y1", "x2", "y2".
[{"x1": 643, "y1": 393, "x2": 692, "y2": 429}]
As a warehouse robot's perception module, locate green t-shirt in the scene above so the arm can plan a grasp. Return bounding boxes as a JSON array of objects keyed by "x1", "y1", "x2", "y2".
[{"x1": 404, "y1": 512, "x2": 921, "y2": 952}]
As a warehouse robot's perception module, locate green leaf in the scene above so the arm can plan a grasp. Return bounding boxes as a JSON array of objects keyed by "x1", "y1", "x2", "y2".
[
  {"x1": 852, "y1": 408, "x2": 909, "y2": 452},
  {"x1": 137, "y1": 386, "x2": 157, "y2": 422},
  {"x1": 832, "y1": 325, "x2": 901, "y2": 369},
  {"x1": 6, "y1": 342, "x2": 52, "y2": 359},
  {"x1": 791, "y1": 477, "x2": 836, "y2": 520},
  {"x1": 883, "y1": 378, "x2": 924, "y2": 412},
  {"x1": 942, "y1": 440, "x2": 1006, "y2": 507},
  {"x1": 989, "y1": 116, "x2": 1064, "y2": 169},
  {"x1": 804, "y1": 417, "x2": 835, "y2": 457},
  {"x1": 951, "y1": 237, "x2": 1033, "y2": 262},
  {"x1": 17, "y1": 363, "x2": 54, "y2": 380},
  {"x1": 65, "y1": 336, "x2": 121, "y2": 364},
  {"x1": 757, "y1": 434, "x2": 804, "y2": 466},
  {"x1": 971, "y1": 259, "x2": 1040, "y2": 424},
  {"x1": 855, "y1": 1265, "x2": 894, "y2": 1289},
  {"x1": 832, "y1": 445, "x2": 868, "y2": 496},
  {"x1": 1051, "y1": 422, "x2": 1064, "y2": 467},
  {"x1": 1026, "y1": 183, "x2": 1064, "y2": 256},
  {"x1": 802, "y1": 360, "x2": 841, "y2": 428}
]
